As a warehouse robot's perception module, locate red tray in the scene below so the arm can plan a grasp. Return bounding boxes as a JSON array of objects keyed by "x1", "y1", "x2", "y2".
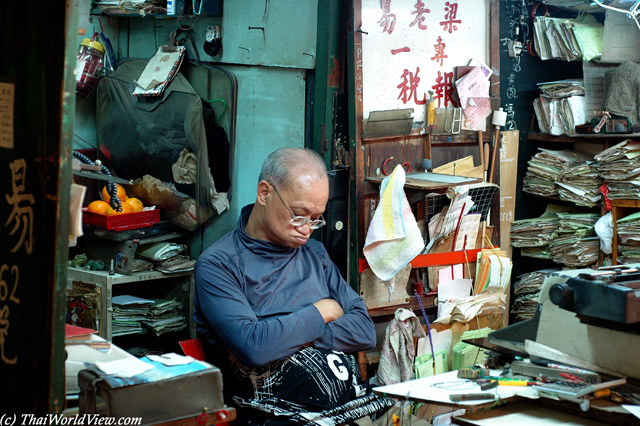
[{"x1": 82, "y1": 207, "x2": 160, "y2": 231}]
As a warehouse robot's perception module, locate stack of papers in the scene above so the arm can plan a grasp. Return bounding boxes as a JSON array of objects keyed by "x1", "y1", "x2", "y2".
[
  {"x1": 616, "y1": 212, "x2": 640, "y2": 264},
  {"x1": 533, "y1": 15, "x2": 603, "y2": 61},
  {"x1": 522, "y1": 148, "x2": 593, "y2": 197},
  {"x1": 414, "y1": 349, "x2": 448, "y2": 378},
  {"x1": 549, "y1": 212, "x2": 599, "y2": 267},
  {"x1": 111, "y1": 295, "x2": 187, "y2": 337},
  {"x1": 474, "y1": 249, "x2": 512, "y2": 294},
  {"x1": 143, "y1": 299, "x2": 188, "y2": 336},
  {"x1": 523, "y1": 148, "x2": 594, "y2": 197},
  {"x1": 596, "y1": 140, "x2": 640, "y2": 199},
  {"x1": 557, "y1": 163, "x2": 602, "y2": 207},
  {"x1": 451, "y1": 328, "x2": 492, "y2": 371},
  {"x1": 512, "y1": 270, "x2": 556, "y2": 322},
  {"x1": 533, "y1": 83, "x2": 586, "y2": 135},
  {"x1": 510, "y1": 216, "x2": 559, "y2": 253},
  {"x1": 549, "y1": 232, "x2": 600, "y2": 267},
  {"x1": 112, "y1": 295, "x2": 153, "y2": 336},
  {"x1": 136, "y1": 241, "x2": 196, "y2": 273}
]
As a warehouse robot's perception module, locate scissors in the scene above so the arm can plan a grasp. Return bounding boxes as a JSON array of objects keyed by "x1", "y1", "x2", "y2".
[{"x1": 382, "y1": 156, "x2": 411, "y2": 176}]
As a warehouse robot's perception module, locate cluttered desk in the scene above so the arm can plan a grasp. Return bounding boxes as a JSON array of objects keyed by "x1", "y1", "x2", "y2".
[
  {"x1": 65, "y1": 325, "x2": 234, "y2": 425},
  {"x1": 373, "y1": 265, "x2": 640, "y2": 425}
]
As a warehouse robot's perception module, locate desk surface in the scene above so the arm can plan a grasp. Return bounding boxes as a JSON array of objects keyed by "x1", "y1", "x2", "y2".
[
  {"x1": 454, "y1": 400, "x2": 605, "y2": 426},
  {"x1": 373, "y1": 370, "x2": 539, "y2": 408}
]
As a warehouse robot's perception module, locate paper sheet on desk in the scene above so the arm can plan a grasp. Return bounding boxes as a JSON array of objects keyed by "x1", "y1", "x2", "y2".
[
  {"x1": 147, "y1": 353, "x2": 194, "y2": 366},
  {"x1": 373, "y1": 370, "x2": 540, "y2": 405},
  {"x1": 623, "y1": 405, "x2": 640, "y2": 420},
  {"x1": 96, "y1": 357, "x2": 154, "y2": 378}
]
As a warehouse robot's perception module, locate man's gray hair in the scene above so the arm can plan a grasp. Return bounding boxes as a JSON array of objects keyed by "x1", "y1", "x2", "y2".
[{"x1": 259, "y1": 147, "x2": 327, "y2": 189}]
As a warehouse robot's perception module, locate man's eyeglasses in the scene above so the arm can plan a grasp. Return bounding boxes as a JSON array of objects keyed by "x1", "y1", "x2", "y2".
[{"x1": 269, "y1": 183, "x2": 326, "y2": 230}]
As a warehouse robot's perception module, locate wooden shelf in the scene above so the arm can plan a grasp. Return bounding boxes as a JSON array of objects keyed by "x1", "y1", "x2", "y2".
[
  {"x1": 367, "y1": 292, "x2": 437, "y2": 318},
  {"x1": 610, "y1": 199, "x2": 640, "y2": 208},
  {"x1": 367, "y1": 173, "x2": 482, "y2": 192},
  {"x1": 528, "y1": 132, "x2": 640, "y2": 144},
  {"x1": 359, "y1": 248, "x2": 486, "y2": 273}
]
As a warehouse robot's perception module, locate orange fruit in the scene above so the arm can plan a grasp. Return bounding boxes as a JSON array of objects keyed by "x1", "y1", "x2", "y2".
[
  {"x1": 106, "y1": 203, "x2": 134, "y2": 215},
  {"x1": 125, "y1": 197, "x2": 144, "y2": 213},
  {"x1": 87, "y1": 200, "x2": 110, "y2": 215},
  {"x1": 102, "y1": 184, "x2": 127, "y2": 205}
]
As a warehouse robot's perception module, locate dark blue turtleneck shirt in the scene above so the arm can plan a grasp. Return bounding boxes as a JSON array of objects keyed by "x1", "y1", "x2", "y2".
[{"x1": 193, "y1": 204, "x2": 376, "y2": 367}]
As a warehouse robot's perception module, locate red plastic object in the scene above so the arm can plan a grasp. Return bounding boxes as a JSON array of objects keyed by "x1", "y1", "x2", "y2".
[
  {"x1": 179, "y1": 338, "x2": 207, "y2": 361},
  {"x1": 82, "y1": 207, "x2": 160, "y2": 231}
]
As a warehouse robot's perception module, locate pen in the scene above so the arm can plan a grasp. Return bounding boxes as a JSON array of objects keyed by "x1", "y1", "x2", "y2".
[{"x1": 499, "y1": 381, "x2": 538, "y2": 386}]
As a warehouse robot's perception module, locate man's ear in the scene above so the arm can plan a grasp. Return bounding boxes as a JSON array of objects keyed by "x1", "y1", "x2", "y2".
[{"x1": 256, "y1": 181, "x2": 270, "y2": 206}]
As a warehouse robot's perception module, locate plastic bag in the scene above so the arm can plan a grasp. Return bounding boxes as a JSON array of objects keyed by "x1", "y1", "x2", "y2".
[{"x1": 594, "y1": 212, "x2": 613, "y2": 255}]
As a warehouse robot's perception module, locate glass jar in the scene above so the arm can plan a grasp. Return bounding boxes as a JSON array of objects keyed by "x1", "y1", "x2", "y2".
[{"x1": 76, "y1": 38, "x2": 105, "y2": 98}]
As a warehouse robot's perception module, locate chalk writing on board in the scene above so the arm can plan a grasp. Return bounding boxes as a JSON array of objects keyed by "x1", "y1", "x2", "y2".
[
  {"x1": 0, "y1": 82, "x2": 14, "y2": 150},
  {"x1": 431, "y1": 36, "x2": 447, "y2": 66},
  {"x1": 5, "y1": 159, "x2": 34, "y2": 254},
  {"x1": 410, "y1": 1, "x2": 430, "y2": 30},
  {"x1": 440, "y1": 2, "x2": 461, "y2": 34},
  {"x1": 0, "y1": 264, "x2": 19, "y2": 365}
]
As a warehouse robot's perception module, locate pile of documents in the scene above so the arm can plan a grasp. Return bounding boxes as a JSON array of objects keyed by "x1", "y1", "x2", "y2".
[
  {"x1": 595, "y1": 140, "x2": 640, "y2": 199},
  {"x1": 616, "y1": 212, "x2": 640, "y2": 264},
  {"x1": 473, "y1": 248, "x2": 512, "y2": 295},
  {"x1": 532, "y1": 14, "x2": 603, "y2": 61},
  {"x1": 523, "y1": 148, "x2": 593, "y2": 197},
  {"x1": 533, "y1": 80, "x2": 586, "y2": 135},
  {"x1": 510, "y1": 216, "x2": 559, "y2": 258},
  {"x1": 451, "y1": 328, "x2": 492, "y2": 371},
  {"x1": 143, "y1": 299, "x2": 188, "y2": 336},
  {"x1": 136, "y1": 241, "x2": 196, "y2": 273},
  {"x1": 549, "y1": 212, "x2": 600, "y2": 267},
  {"x1": 112, "y1": 295, "x2": 187, "y2": 337},
  {"x1": 414, "y1": 349, "x2": 448, "y2": 379},
  {"x1": 511, "y1": 270, "x2": 554, "y2": 322},
  {"x1": 556, "y1": 162, "x2": 602, "y2": 207}
]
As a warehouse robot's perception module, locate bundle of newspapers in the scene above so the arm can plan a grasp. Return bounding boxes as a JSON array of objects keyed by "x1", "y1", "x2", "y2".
[
  {"x1": 511, "y1": 270, "x2": 555, "y2": 322},
  {"x1": 511, "y1": 206, "x2": 600, "y2": 267},
  {"x1": 523, "y1": 148, "x2": 594, "y2": 198},
  {"x1": 616, "y1": 212, "x2": 640, "y2": 264},
  {"x1": 510, "y1": 215, "x2": 559, "y2": 260},
  {"x1": 111, "y1": 295, "x2": 187, "y2": 337},
  {"x1": 549, "y1": 212, "x2": 600, "y2": 267},
  {"x1": 556, "y1": 162, "x2": 602, "y2": 207},
  {"x1": 532, "y1": 14, "x2": 603, "y2": 61},
  {"x1": 595, "y1": 140, "x2": 640, "y2": 199},
  {"x1": 533, "y1": 80, "x2": 586, "y2": 135}
]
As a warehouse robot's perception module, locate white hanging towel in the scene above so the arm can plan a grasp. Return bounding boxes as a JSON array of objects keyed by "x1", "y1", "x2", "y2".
[{"x1": 363, "y1": 165, "x2": 425, "y2": 284}]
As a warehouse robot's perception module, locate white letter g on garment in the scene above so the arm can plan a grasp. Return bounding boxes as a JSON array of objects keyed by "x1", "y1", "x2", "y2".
[{"x1": 327, "y1": 353, "x2": 349, "y2": 380}]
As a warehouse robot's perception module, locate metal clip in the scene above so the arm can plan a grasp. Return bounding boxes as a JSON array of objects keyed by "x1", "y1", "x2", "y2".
[{"x1": 444, "y1": 107, "x2": 462, "y2": 134}]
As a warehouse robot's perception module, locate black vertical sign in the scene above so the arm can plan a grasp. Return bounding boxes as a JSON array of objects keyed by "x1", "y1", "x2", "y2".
[{"x1": 0, "y1": 0, "x2": 75, "y2": 414}]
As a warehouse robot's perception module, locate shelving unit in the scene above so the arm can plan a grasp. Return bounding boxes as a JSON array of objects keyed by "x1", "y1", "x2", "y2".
[
  {"x1": 610, "y1": 199, "x2": 640, "y2": 265},
  {"x1": 67, "y1": 267, "x2": 194, "y2": 341}
]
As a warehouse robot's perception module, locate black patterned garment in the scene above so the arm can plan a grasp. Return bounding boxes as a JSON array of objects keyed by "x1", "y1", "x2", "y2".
[{"x1": 232, "y1": 347, "x2": 395, "y2": 426}]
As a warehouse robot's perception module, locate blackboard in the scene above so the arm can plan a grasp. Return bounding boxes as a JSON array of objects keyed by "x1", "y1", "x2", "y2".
[{"x1": 499, "y1": 0, "x2": 584, "y2": 278}]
